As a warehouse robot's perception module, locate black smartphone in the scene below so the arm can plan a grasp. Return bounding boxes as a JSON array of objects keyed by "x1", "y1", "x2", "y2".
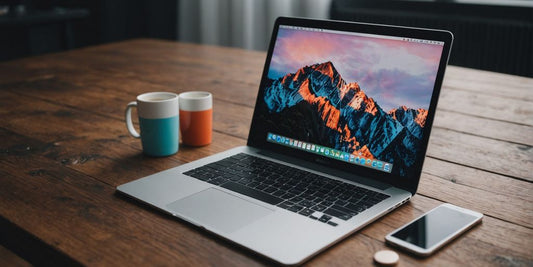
[{"x1": 385, "y1": 203, "x2": 483, "y2": 256}]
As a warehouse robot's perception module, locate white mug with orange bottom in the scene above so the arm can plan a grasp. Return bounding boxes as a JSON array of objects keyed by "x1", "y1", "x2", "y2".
[{"x1": 179, "y1": 91, "x2": 213, "y2": 146}]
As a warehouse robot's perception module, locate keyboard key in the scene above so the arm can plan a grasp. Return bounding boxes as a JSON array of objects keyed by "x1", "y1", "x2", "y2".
[
  {"x1": 319, "y1": 215, "x2": 332, "y2": 223},
  {"x1": 280, "y1": 192, "x2": 296, "y2": 199},
  {"x1": 348, "y1": 196, "x2": 362, "y2": 204},
  {"x1": 345, "y1": 203, "x2": 367, "y2": 213},
  {"x1": 299, "y1": 208, "x2": 314, "y2": 216},
  {"x1": 336, "y1": 200, "x2": 348, "y2": 206},
  {"x1": 323, "y1": 207, "x2": 347, "y2": 218},
  {"x1": 327, "y1": 221, "x2": 338, "y2": 227},
  {"x1": 312, "y1": 204, "x2": 328, "y2": 212},
  {"x1": 286, "y1": 180, "x2": 298, "y2": 186},
  {"x1": 229, "y1": 176, "x2": 243, "y2": 182},
  {"x1": 331, "y1": 204, "x2": 357, "y2": 214},
  {"x1": 291, "y1": 196, "x2": 304, "y2": 203},
  {"x1": 329, "y1": 180, "x2": 342, "y2": 186},
  {"x1": 333, "y1": 187, "x2": 346, "y2": 194},
  {"x1": 294, "y1": 184, "x2": 307, "y2": 191},
  {"x1": 339, "y1": 214, "x2": 353, "y2": 220},
  {"x1": 272, "y1": 182, "x2": 284, "y2": 188},
  {"x1": 263, "y1": 186, "x2": 277, "y2": 194},
  {"x1": 313, "y1": 192, "x2": 326, "y2": 199},
  {"x1": 325, "y1": 196, "x2": 337, "y2": 202},
  {"x1": 217, "y1": 160, "x2": 235, "y2": 167},
  {"x1": 289, "y1": 188, "x2": 304, "y2": 195},
  {"x1": 323, "y1": 208, "x2": 354, "y2": 221},
  {"x1": 288, "y1": 205, "x2": 304, "y2": 213},
  {"x1": 302, "y1": 194, "x2": 316, "y2": 201},
  {"x1": 338, "y1": 194, "x2": 351, "y2": 200},
  {"x1": 321, "y1": 200, "x2": 334, "y2": 207},
  {"x1": 299, "y1": 200, "x2": 315, "y2": 208},
  {"x1": 272, "y1": 190, "x2": 287, "y2": 197},
  {"x1": 255, "y1": 184, "x2": 267, "y2": 190},
  {"x1": 248, "y1": 181, "x2": 260, "y2": 188},
  {"x1": 263, "y1": 179, "x2": 275, "y2": 185},
  {"x1": 279, "y1": 184, "x2": 293, "y2": 191}
]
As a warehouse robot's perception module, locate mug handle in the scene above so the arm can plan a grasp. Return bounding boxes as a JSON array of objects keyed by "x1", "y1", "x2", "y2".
[{"x1": 125, "y1": 101, "x2": 141, "y2": 138}]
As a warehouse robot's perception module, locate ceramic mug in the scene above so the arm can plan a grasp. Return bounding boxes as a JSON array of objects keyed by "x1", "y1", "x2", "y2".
[
  {"x1": 125, "y1": 92, "x2": 180, "y2": 156},
  {"x1": 179, "y1": 91, "x2": 212, "y2": 146}
]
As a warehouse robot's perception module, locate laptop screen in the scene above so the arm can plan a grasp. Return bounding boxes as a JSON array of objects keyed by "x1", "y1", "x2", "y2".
[{"x1": 248, "y1": 18, "x2": 452, "y2": 189}]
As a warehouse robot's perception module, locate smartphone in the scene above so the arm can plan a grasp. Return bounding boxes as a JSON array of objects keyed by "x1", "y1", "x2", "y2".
[{"x1": 385, "y1": 203, "x2": 483, "y2": 257}]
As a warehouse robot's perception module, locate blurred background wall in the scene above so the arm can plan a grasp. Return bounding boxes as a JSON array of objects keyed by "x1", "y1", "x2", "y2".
[
  {"x1": 0, "y1": 0, "x2": 531, "y2": 77},
  {"x1": 178, "y1": 0, "x2": 331, "y2": 51}
]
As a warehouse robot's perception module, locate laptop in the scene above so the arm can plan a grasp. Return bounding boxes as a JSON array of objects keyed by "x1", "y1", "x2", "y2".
[{"x1": 117, "y1": 17, "x2": 453, "y2": 265}]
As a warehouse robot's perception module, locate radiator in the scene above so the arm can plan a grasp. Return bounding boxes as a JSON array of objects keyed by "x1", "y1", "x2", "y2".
[{"x1": 331, "y1": 3, "x2": 533, "y2": 77}]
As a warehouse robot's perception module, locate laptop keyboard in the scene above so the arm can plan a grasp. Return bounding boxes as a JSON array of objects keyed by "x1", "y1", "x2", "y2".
[{"x1": 183, "y1": 153, "x2": 390, "y2": 226}]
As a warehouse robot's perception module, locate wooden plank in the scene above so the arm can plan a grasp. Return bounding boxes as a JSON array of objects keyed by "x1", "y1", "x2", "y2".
[
  {"x1": 0, "y1": 91, "x2": 245, "y2": 186},
  {"x1": 4, "y1": 89, "x2": 531, "y2": 228},
  {"x1": 419, "y1": 172, "x2": 533, "y2": 228},
  {"x1": 359, "y1": 195, "x2": 533, "y2": 266},
  {"x1": 6, "y1": 92, "x2": 531, "y2": 225},
  {"x1": 6, "y1": 60, "x2": 531, "y2": 153},
  {"x1": 0, "y1": 90, "x2": 141, "y2": 151},
  {"x1": 74, "y1": 39, "x2": 266, "y2": 83},
  {"x1": 426, "y1": 127, "x2": 533, "y2": 181},
  {"x1": 9, "y1": 42, "x2": 525, "y2": 183},
  {"x1": 437, "y1": 87, "x2": 533, "y2": 126},
  {"x1": 4, "y1": 76, "x2": 256, "y2": 138},
  {"x1": 443, "y1": 66, "x2": 533, "y2": 101},
  {"x1": 1, "y1": 126, "x2": 243, "y2": 188},
  {"x1": 311, "y1": 232, "x2": 423, "y2": 266},
  {"x1": 2, "y1": 137, "x2": 531, "y2": 266},
  {"x1": 433, "y1": 109, "x2": 533, "y2": 146},
  {"x1": 6, "y1": 81, "x2": 532, "y2": 221},
  {"x1": 5, "y1": 80, "x2": 532, "y2": 226},
  {"x1": 0, "y1": 83, "x2": 251, "y2": 147},
  {"x1": 71, "y1": 50, "x2": 263, "y2": 107},
  {"x1": 0, "y1": 41, "x2": 263, "y2": 108},
  {"x1": 39, "y1": 39, "x2": 263, "y2": 90},
  {"x1": 10, "y1": 78, "x2": 530, "y2": 184},
  {"x1": 422, "y1": 157, "x2": 531, "y2": 202},
  {"x1": 0, "y1": 245, "x2": 31, "y2": 267},
  {"x1": 0, "y1": 39, "x2": 265, "y2": 86},
  {"x1": 6, "y1": 89, "x2": 531, "y2": 228},
  {"x1": 0, "y1": 91, "x2": 246, "y2": 187},
  {"x1": 0, "y1": 156, "x2": 264, "y2": 266},
  {"x1": 419, "y1": 157, "x2": 533, "y2": 229},
  {"x1": 0, "y1": 129, "x2": 412, "y2": 266}
]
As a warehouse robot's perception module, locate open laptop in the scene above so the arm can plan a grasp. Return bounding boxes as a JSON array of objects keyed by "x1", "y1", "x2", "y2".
[{"x1": 117, "y1": 17, "x2": 452, "y2": 265}]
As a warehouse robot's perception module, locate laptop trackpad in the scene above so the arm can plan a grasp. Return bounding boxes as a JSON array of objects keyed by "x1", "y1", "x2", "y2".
[{"x1": 166, "y1": 188, "x2": 274, "y2": 234}]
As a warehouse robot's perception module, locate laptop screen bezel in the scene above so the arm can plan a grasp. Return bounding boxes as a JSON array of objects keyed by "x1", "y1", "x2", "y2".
[{"x1": 247, "y1": 17, "x2": 453, "y2": 195}]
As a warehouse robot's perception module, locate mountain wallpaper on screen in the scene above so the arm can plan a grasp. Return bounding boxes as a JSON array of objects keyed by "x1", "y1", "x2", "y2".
[{"x1": 260, "y1": 61, "x2": 428, "y2": 176}]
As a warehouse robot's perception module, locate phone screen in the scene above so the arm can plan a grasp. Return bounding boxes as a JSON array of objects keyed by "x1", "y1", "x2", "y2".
[{"x1": 391, "y1": 205, "x2": 479, "y2": 249}]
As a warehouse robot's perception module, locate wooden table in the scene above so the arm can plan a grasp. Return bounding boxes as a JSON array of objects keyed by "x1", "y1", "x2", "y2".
[{"x1": 1, "y1": 39, "x2": 532, "y2": 266}]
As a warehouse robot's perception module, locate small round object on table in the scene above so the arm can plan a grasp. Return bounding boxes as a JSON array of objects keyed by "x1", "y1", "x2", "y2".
[{"x1": 373, "y1": 250, "x2": 399, "y2": 266}]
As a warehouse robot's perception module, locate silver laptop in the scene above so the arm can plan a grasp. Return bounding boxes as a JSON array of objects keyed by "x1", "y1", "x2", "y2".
[{"x1": 117, "y1": 17, "x2": 453, "y2": 265}]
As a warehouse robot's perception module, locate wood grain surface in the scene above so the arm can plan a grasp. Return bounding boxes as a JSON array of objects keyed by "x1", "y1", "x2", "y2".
[{"x1": 1, "y1": 39, "x2": 532, "y2": 266}]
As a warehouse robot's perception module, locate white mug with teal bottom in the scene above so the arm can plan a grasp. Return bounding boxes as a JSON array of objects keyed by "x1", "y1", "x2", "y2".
[{"x1": 125, "y1": 92, "x2": 180, "y2": 157}]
